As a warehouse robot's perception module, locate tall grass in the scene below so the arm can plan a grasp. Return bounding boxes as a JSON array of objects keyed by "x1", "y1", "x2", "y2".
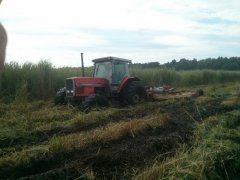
[
  {"x1": 130, "y1": 68, "x2": 181, "y2": 86},
  {"x1": 1, "y1": 60, "x2": 92, "y2": 101},
  {"x1": 131, "y1": 68, "x2": 240, "y2": 87},
  {"x1": 1, "y1": 60, "x2": 240, "y2": 101}
]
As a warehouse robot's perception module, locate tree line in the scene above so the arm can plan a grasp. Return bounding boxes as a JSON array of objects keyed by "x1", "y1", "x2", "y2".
[{"x1": 130, "y1": 57, "x2": 240, "y2": 70}]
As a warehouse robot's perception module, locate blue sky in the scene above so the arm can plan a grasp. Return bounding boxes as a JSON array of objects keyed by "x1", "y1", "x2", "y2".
[{"x1": 0, "y1": 0, "x2": 240, "y2": 67}]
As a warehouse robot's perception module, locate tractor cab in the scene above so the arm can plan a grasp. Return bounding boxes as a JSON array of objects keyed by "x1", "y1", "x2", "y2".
[
  {"x1": 92, "y1": 57, "x2": 131, "y2": 93},
  {"x1": 93, "y1": 57, "x2": 131, "y2": 84}
]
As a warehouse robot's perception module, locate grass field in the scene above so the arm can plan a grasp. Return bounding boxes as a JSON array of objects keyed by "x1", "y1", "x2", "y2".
[{"x1": 0, "y1": 82, "x2": 239, "y2": 179}]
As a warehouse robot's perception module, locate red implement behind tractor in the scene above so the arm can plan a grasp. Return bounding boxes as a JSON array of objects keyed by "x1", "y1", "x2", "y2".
[{"x1": 55, "y1": 57, "x2": 147, "y2": 108}]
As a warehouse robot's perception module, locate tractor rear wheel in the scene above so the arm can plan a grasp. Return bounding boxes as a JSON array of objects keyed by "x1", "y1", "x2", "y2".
[{"x1": 121, "y1": 81, "x2": 146, "y2": 105}]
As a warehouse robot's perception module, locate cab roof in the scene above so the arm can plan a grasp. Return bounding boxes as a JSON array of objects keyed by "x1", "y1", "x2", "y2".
[{"x1": 92, "y1": 56, "x2": 132, "y2": 63}]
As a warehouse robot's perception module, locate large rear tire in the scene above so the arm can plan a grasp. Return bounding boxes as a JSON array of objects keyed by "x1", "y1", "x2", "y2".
[{"x1": 121, "y1": 81, "x2": 147, "y2": 105}]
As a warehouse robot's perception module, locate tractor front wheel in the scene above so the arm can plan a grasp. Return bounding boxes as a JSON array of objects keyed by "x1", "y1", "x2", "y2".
[{"x1": 54, "y1": 87, "x2": 66, "y2": 105}]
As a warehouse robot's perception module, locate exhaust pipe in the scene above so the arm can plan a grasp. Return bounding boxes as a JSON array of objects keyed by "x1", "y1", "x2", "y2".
[{"x1": 81, "y1": 53, "x2": 85, "y2": 77}]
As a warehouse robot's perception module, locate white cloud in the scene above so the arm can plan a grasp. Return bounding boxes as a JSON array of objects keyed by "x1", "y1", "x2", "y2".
[
  {"x1": 0, "y1": 0, "x2": 240, "y2": 66},
  {"x1": 152, "y1": 35, "x2": 192, "y2": 46}
]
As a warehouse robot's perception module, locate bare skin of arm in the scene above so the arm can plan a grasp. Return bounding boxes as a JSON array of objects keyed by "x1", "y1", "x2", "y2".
[
  {"x1": 0, "y1": 0, "x2": 7, "y2": 66},
  {"x1": 0, "y1": 22, "x2": 7, "y2": 90},
  {"x1": 0, "y1": 0, "x2": 7, "y2": 90},
  {"x1": 0, "y1": 23, "x2": 7, "y2": 71}
]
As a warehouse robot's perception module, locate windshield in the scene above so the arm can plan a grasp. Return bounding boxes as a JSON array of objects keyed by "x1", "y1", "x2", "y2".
[
  {"x1": 94, "y1": 61, "x2": 129, "y2": 84},
  {"x1": 94, "y1": 62, "x2": 112, "y2": 80}
]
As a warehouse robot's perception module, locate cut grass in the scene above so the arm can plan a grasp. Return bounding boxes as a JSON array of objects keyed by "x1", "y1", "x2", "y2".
[
  {"x1": 0, "y1": 111, "x2": 169, "y2": 179},
  {"x1": 134, "y1": 110, "x2": 240, "y2": 180},
  {"x1": 0, "y1": 82, "x2": 239, "y2": 179},
  {"x1": 0, "y1": 102, "x2": 160, "y2": 152},
  {"x1": 49, "y1": 112, "x2": 169, "y2": 154}
]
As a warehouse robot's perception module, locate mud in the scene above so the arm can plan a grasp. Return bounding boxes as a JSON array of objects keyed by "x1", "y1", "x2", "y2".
[
  {"x1": 0, "y1": 104, "x2": 159, "y2": 150},
  {"x1": 17, "y1": 99, "x2": 203, "y2": 179}
]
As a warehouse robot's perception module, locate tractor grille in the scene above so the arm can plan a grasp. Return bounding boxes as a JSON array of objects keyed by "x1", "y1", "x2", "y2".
[{"x1": 66, "y1": 79, "x2": 74, "y2": 97}]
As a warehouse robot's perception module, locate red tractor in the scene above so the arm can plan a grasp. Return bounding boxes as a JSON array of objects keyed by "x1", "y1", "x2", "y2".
[{"x1": 55, "y1": 57, "x2": 146, "y2": 107}]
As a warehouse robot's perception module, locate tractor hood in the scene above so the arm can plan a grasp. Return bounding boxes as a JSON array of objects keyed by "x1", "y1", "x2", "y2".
[
  {"x1": 65, "y1": 77, "x2": 109, "y2": 98},
  {"x1": 68, "y1": 77, "x2": 108, "y2": 87}
]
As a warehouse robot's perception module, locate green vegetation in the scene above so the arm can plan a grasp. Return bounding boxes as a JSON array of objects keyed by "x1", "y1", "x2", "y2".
[
  {"x1": 1, "y1": 60, "x2": 240, "y2": 101},
  {"x1": 131, "y1": 68, "x2": 240, "y2": 86},
  {"x1": 1, "y1": 60, "x2": 92, "y2": 101}
]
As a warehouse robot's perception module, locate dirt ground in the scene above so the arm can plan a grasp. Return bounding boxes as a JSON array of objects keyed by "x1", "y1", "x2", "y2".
[{"x1": 16, "y1": 98, "x2": 209, "y2": 180}]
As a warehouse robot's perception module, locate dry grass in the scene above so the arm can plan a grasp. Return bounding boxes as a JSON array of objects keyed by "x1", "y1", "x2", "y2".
[
  {"x1": 0, "y1": 109, "x2": 169, "y2": 175},
  {"x1": 49, "y1": 112, "x2": 169, "y2": 154}
]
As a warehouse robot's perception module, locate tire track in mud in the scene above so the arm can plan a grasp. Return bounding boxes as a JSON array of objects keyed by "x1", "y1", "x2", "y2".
[
  {"x1": 79, "y1": 99, "x2": 202, "y2": 179},
  {"x1": 0, "y1": 104, "x2": 158, "y2": 151},
  {"x1": 1, "y1": 106, "x2": 166, "y2": 179},
  {"x1": 19, "y1": 99, "x2": 203, "y2": 179}
]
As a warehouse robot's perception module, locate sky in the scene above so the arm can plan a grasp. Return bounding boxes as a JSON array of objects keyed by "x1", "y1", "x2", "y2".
[{"x1": 0, "y1": 0, "x2": 240, "y2": 67}]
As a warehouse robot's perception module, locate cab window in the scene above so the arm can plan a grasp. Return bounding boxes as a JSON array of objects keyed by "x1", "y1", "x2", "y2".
[
  {"x1": 94, "y1": 62, "x2": 112, "y2": 80},
  {"x1": 112, "y1": 61, "x2": 128, "y2": 84}
]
